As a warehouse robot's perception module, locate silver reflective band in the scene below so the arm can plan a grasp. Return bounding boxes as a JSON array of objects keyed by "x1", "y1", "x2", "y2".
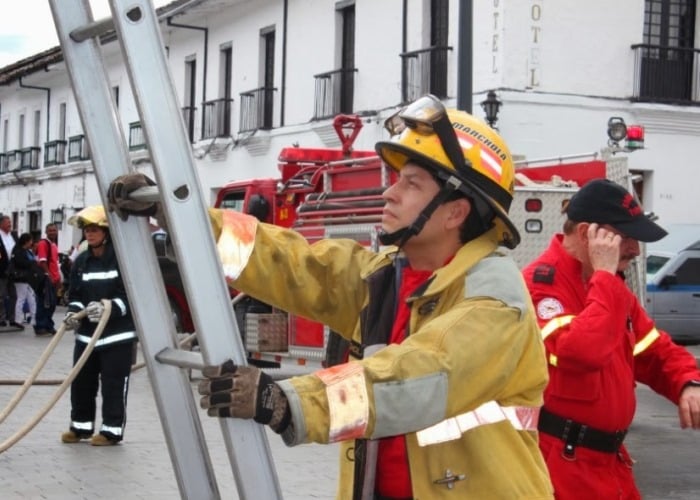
[
  {"x1": 75, "y1": 331, "x2": 137, "y2": 347},
  {"x1": 83, "y1": 270, "x2": 119, "y2": 281},
  {"x1": 72, "y1": 421, "x2": 93, "y2": 431},
  {"x1": 416, "y1": 401, "x2": 540, "y2": 447},
  {"x1": 100, "y1": 424, "x2": 123, "y2": 436}
]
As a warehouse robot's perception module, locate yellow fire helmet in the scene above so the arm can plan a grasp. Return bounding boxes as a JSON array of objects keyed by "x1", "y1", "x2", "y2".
[
  {"x1": 67, "y1": 205, "x2": 109, "y2": 229},
  {"x1": 376, "y1": 95, "x2": 519, "y2": 249}
]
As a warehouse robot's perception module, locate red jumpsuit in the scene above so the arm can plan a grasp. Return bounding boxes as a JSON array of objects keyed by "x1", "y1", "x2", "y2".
[{"x1": 522, "y1": 235, "x2": 700, "y2": 500}]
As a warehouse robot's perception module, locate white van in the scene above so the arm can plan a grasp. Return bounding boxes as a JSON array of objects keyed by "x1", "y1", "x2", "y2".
[{"x1": 645, "y1": 224, "x2": 700, "y2": 345}]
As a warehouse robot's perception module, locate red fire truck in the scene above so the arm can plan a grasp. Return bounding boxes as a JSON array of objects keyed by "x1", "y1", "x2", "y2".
[{"x1": 159, "y1": 114, "x2": 640, "y2": 369}]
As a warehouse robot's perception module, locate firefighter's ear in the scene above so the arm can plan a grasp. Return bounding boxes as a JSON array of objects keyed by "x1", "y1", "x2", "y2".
[{"x1": 447, "y1": 198, "x2": 470, "y2": 228}]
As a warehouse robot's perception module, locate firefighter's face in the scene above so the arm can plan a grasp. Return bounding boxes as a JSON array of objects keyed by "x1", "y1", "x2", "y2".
[
  {"x1": 382, "y1": 162, "x2": 467, "y2": 247},
  {"x1": 382, "y1": 163, "x2": 441, "y2": 232},
  {"x1": 84, "y1": 225, "x2": 107, "y2": 247}
]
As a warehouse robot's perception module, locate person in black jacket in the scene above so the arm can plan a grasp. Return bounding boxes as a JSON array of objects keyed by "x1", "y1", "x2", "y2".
[
  {"x1": 60, "y1": 206, "x2": 137, "y2": 446},
  {"x1": 10, "y1": 233, "x2": 42, "y2": 333},
  {"x1": 0, "y1": 215, "x2": 20, "y2": 328}
]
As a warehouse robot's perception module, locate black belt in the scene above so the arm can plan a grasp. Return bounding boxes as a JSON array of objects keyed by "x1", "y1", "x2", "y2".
[{"x1": 538, "y1": 407, "x2": 627, "y2": 455}]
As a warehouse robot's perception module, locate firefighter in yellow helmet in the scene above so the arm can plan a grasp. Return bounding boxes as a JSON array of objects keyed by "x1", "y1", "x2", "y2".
[
  {"x1": 61, "y1": 206, "x2": 137, "y2": 446},
  {"x1": 107, "y1": 95, "x2": 552, "y2": 498}
]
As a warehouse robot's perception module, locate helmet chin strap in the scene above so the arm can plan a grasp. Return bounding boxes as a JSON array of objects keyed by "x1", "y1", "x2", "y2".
[{"x1": 379, "y1": 176, "x2": 462, "y2": 249}]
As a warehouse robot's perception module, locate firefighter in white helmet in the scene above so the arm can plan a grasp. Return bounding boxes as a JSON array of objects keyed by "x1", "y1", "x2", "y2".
[
  {"x1": 60, "y1": 206, "x2": 138, "y2": 446},
  {"x1": 108, "y1": 95, "x2": 553, "y2": 498}
]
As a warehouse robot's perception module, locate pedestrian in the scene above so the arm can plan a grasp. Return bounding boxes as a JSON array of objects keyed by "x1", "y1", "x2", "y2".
[
  {"x1": 60, "y1": 206, "x2": 137, "y2": 446},
  {"x1": 0, "y1": 214, "x2": 21, "y2": 328},
  {"x1": 34, "y1": 223, "x2": 61, "y2": 336},
  {"x1": 521, "y1": 178, "x2": 700, "y2": 500},
  {"x1": 108, "y1": 95, "x2": 554, "y2": 498},
  {"x1": 9, "y1": 233, "x2": 42, "y2": 333}
]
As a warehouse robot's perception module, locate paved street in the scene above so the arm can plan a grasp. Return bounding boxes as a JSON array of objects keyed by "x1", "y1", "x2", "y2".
[
  {"x1": 0, "y1": 307, "x2": 337, "y2": 500},
  {"x1": 0, "y1": 307, "x2": 698, "y2": 499}
]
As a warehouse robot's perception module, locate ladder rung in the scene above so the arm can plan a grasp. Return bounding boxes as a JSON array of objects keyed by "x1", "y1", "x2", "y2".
[
  {"x1": 70, "y1": 16, "x2": 116, "y2": 42},
  {"x1": 156, "y1": 347, "x2": 204, "y2": 370},
  {"x1": 129, "y1": 185, "x2": 161, "y2": 203}
]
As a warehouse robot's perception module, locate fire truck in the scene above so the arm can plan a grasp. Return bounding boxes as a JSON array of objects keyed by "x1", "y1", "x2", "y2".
[{"x1": 158, "y1": 114, "x2": 640, "y2": 369}]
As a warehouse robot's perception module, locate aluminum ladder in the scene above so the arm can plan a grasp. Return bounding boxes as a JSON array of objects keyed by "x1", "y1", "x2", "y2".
[{"x1": 48, "y1": 1, "x2": 282, "y2": 498}]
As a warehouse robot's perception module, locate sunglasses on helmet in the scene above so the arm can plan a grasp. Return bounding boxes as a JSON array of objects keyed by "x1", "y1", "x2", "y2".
[{"x1": 383, "y1": 94, "x2": 468, "y2": 176}]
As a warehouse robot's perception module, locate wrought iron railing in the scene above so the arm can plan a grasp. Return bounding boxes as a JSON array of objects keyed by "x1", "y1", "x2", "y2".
[
  {"x1": 631, "y1": 44, "x2": 700, "y2": 104},
  {"x1": 129, "y1": 121, "x2": 147, "y2": 150},
  {"x1": 313, "y1": 68, "x2": 357, "y2": 120},
  {"x1": 202, "y1": 98, "x2": 234, "y2": 139},
  {"x1": 4, "y1": 150, "x2": 20, "y2": 172},
  {"x1": 239, "y1": 87, "x2": 276, "y2": 133},
  {"x1": 44, "y1": 140, "x2": 67, "y2": 166},
  {"x1": 68, "y1": 135, "x2": 90, "y2": 162},
  {"x1": 19, "y1": 147, "x2": 41, "y2": 169},
  {"x1": 0, "y1": 153, "x2": 8, "y2": 174},
  {"x1": 400, "y1": 45, "x2": 452, "y2": 103},
  {"x1": 181, "y1": 105, "x2": 196, "y2": 143}
]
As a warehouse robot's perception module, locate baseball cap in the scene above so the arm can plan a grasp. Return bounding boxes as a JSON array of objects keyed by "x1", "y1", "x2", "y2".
[{"x1": 566, "y1": 179, "x2": 667, "y2": 242}]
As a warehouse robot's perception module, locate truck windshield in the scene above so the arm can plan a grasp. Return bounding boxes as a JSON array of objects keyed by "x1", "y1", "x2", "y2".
[{"x1": 219, "y1": 192, "x2": 246, "y2": 212}]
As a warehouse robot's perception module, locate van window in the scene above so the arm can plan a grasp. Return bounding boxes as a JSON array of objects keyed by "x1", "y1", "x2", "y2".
[
  {"x1": 674, "y1": 257, "x2": 700, "y2": 286},
  {"x1": 647, "y1": 254, "x2": 670, "y2": 281}
]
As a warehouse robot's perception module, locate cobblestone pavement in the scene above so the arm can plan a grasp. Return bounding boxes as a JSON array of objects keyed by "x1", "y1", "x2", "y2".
[
  {"x1": 1, "y1": 308, "x2": 699, "y2": 499},
  {"x1": 0, "y1": 306, "x2": 337, "y2": 500}
]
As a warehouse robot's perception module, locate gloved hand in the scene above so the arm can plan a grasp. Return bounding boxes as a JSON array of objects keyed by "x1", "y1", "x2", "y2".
[
  {"x1": 107, "y1": 173, "x2": 158, "y2": 221},
  {"x1": 86, "y1": 301, "x2": 106, "y2": 323},
  {"x1": 63, "y1": 311, "x2": 82, "y2": 330},
  {"x1": 198, "y1": 360, "x2": 291, "y2": 434}
]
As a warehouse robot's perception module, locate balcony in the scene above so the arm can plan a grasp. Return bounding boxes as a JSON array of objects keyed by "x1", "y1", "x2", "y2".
[
  {"x1": 181, "y1": 105, "x2": 196, "y2": 143},
  {"x1": 631, "y1": 44, "x2": 700, "y2": 104},
  {"x1": 0, "y1": 153, "x2": 10, "y2": 174},
  {"x1": 400, "y1": 46, "x2": 452, "y2": 103},
  {"x1": 129, "y1": 121, "x2": 147, "y2": 151},
  {"x1": 202, "y1": 98, "x2": 234, "y2": 139},
  {"x1": 3, "y1": 151, "x2": 20, "y2": 172},
  {"x1": 44, "y1": 140, "x2": 67, "y2": 167},
  {"x1": 68, "y1": 135, "x2": 90, "y2": 162},
  {"x1": 313, "y1": 68, "x2": 357, "y2": 120},
  {"x1": 19, "y1": 147, "x2": 40, "y2": 170},
  {"x1": 239, "y1": 87, "x2": 276, "y2": 133}
]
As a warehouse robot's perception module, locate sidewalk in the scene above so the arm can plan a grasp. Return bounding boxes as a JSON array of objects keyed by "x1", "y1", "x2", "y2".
[{"x1": 0, "y1": 306, "x2": 338, "y2": 499}]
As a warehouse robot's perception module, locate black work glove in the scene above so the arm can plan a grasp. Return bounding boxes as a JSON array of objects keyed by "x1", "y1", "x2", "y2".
[
  {"x1": 198, "y1": 360, "x2": 291, "y2": 434},
  {"x1": 107, "y1": 173, "x2": 158, "y2": 221}
]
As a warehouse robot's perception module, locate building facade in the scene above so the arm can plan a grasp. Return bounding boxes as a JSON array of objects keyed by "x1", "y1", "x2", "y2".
[{"x1": 0, "y1": 0, "x2": 699, "y2": 250}]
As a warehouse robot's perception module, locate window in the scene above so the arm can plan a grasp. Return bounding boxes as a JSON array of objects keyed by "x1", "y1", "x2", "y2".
[
  {"x1": 112, "y1": 86, "x2": 120, "y2": 107},
  {"x1": 338, "y1": 3, "x2": 356, "y2": 113},
  {"x1": 184, "y1": 56, "x2": 197, "y2": 142},
  {"x1": 261, "y1": 27, "x2": 275, "y2": 129},
  {"x1": 675, "y1": 257, "x2": 700, "y2": 286},
  {"x1": 58, "y1": 103, "x2": 66, "y2": 141},
  {"x1": 33, "y1": 110, "x2": 41, "y2": 147},
  {"x1": 218, "y1": 191, "x2": 246, "y2": 211},
  {"x1": 18, "y1": 114, "x2": 25, "y2": 149},
  {"x1": 638, "y1": 0, "x2": 697, "y2": 101}
]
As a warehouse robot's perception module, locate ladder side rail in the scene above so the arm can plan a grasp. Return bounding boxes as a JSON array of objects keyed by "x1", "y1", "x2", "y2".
[
  {"x1": 49, "y1": 2, "x2": 220, "y2": 498},
  {"x1": 107, "y1": 1, "x2": 282, "y2": 498}
]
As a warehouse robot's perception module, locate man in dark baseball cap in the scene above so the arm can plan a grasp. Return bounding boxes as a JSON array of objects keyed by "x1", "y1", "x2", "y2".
[
  {"x1": 521, "y1": 177, "x2": 700, "y2": 500},
  {"x1": 566, "y1": 178, "x2": 667, "y2": 242}
]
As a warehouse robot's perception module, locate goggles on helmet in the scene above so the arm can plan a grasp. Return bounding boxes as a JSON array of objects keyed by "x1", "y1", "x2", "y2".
[{"x1": 384, "y1": 94, "x2": 469, "y2": 177}]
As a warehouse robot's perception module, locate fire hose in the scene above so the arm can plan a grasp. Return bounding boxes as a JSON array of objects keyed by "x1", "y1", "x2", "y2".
[{"x1": 0, "y1": 300, "x2": 111, "y2": 453}]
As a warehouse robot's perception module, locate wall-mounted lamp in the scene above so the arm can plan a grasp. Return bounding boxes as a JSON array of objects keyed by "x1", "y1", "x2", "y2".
[
  {"x1": 51, "y1": 207, "x2": 65, "y2": 227},
  {"x1": 480, "y1": 90, "x2": 502, "y2": 129}
]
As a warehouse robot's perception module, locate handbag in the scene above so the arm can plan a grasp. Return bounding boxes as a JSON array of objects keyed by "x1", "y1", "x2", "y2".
[{"x1": 6, "y1": 260, "x2": 30, "y2": 282}]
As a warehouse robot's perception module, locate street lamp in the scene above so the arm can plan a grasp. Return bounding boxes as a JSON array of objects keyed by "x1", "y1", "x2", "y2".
[{"x1": 480, "y1": 90, "x2": 502, "y2": 128}]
